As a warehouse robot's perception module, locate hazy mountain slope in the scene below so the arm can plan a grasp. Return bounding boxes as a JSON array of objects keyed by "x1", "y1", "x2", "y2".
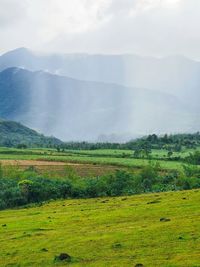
[
  {"x1": 0, "y1": 119, "x2": 62, "y2": 147},
  {"x1": 0, "y1": 67, "x2": 198, "y2": 141},
  {"x1": 0, "y1": 48, "x2": 200, "y2": 111}
]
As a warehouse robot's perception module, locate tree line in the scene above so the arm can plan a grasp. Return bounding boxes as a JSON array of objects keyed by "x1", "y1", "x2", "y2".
[{"x1": 54, "y1": 133, "x2": 200, "y2": 151}]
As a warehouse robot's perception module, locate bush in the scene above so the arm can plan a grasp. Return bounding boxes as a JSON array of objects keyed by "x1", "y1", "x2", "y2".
[
  {"x1": 185, "y1": 151, "x2": 200, "y2": 165},
  {"x1": 138, "y1": 163, "x2": 160, "y2": 192}
]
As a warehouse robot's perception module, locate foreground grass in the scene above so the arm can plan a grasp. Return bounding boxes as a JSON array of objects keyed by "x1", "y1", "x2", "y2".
[{"x1": 0, "y1": 190, "x2": 199, "y2": 266}]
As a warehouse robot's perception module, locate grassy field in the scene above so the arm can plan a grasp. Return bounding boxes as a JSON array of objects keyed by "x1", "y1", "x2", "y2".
[
  {"x1": 62, "y1": 148, "x2": 199, "y2": 159},
  {"x1": 0, "y1": 147, "x2": 197, "y2": 172},
  {"x1": 0, "y1": 189, "x2": 199, "y2": 266},
  {"x1": 0, "y1": 153, "x2": 185, "y2": 175},
  {"x1": 0, "y1": 147, "x2": 198, "y2": 158}
]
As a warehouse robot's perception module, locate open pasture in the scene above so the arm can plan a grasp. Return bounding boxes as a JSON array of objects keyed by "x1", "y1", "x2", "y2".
[{"x1": 0, "y1": 189, "x2": 199, "y2": 266}]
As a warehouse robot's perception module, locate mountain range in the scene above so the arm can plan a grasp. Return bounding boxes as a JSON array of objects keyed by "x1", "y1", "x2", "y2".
[{"x1": 0, "y1": 48, "x2": 199, "y2": 141}]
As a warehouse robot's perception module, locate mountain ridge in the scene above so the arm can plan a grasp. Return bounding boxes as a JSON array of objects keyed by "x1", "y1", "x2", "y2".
[
  {"x1": 0, "y1": 48, "x2": 200, "y2": 112},
  {"x1": 0, "y1": 66, "x2": 198, "y2": 141}
]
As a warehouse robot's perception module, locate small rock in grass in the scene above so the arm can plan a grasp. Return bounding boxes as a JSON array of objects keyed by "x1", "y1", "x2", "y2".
[
  {"x1": 55, "y1": 253, "x2": 71, "y2": 262},
  {"x1": 147, "y1": 200, "x2": 160, "y2": 204},
  {"x1": 112, "y1": 243, "x2": 122, "y2": 249},
  {"x1": 160, "y1": 218, "x2": 171, "y2": 222},
  {"x1": 41, "y1": 248, "x2": 48, "y2": 252},
  {"x1": 101, "y1": 199, "x2": 109, "y2": 203}
]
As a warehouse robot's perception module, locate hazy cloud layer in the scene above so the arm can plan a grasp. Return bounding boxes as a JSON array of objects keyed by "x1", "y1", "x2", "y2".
[
  {"x1": 0, "y1": 0, "x2": 200, "y2": 59},
  {"x1": 0, "y1": 0, "x2": 26, "y2": 26}
]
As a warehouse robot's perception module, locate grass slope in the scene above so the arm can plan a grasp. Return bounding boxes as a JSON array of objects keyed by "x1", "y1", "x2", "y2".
[{"x1": 0, "y1": 190, "x2": 199, "y2": 266}]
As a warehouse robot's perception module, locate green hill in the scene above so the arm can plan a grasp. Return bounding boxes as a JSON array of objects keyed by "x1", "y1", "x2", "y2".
[
  {"x1": 0, "y1": 189, "x2": 199, "y2": 266},
  {"x1": 0, "y1": 119, "x2": 62, "y2": 147}
]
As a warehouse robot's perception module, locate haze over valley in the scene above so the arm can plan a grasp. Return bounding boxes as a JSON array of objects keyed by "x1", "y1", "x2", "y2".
[{"x1": 0, "y1": 48, "x2": 199, "y2": 141}]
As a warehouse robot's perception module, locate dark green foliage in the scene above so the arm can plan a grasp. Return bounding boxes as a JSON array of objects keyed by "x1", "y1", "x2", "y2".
[
  {"x1": 139, "y1": 164, "x2": 159, "y2": 192},
  {"x1": 185, "y1": 151, "x2": 200, "y2": 165}
]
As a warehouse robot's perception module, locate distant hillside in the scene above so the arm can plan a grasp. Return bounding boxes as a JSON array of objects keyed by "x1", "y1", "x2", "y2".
[
  {"x1": 0, "y1": 67, "x2": 197, "y2": 141},
  {"x1": 0, "y1": 119, "x2": 62, "y2": 147}
]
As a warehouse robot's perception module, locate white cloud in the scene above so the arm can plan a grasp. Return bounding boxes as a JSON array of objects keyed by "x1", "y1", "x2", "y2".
[
  {"x1": 0, "y1": 0, "x2": 200, "y2": 59},
  {"x1": 0, "y1": 0, "x2": 27, "y2": 27},
  {"x1": 26, "y1": 0, "x2": 109, "y2": 38},
  {"x1": 137, "y1": 0, "x2": 181, "y2": 9}
]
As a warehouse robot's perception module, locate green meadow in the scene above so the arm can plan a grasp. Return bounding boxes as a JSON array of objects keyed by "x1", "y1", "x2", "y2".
[{"x1": 0, "y1": 189, "x2": 199, "y2": 267}]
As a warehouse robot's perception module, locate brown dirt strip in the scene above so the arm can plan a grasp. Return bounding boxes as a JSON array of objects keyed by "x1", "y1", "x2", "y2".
[
  {"x1": 0, "y1": 160, "x2": 82, "y2": 166},
  {"x1": 0, "y1": 160, "x2": 119, "y2": 177}
]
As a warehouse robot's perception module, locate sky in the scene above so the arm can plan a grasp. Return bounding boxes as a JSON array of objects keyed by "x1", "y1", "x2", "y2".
[{"x1": 0, "y1": 0, "x2": 200, "y2": 59}]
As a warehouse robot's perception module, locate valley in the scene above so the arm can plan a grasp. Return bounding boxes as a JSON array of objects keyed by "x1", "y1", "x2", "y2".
[{"x1": 1, "y1": 1, "x2": 200, "y2": 266}]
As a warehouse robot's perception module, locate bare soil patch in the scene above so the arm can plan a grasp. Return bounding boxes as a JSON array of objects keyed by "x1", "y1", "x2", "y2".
[{"x1": 0, "y1": 160, "x2": 118, "y2": 177}]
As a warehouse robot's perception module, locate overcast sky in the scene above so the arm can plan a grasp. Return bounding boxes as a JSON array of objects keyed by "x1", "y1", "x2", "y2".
[{"x1": 0, "y1": 0, "x2": 200, "y2": 59}]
